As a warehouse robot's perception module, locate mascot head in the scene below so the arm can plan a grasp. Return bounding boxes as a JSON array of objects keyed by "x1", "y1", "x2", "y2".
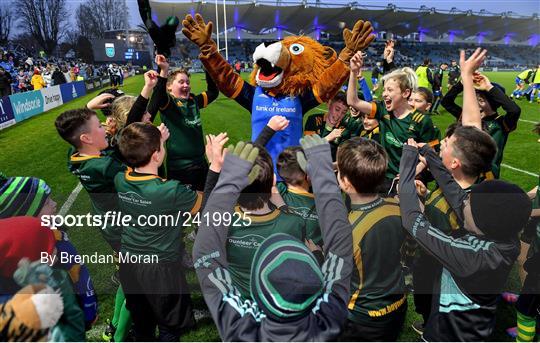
[{"x1": 250, "y1": 36, "x2": 337, "y2": 96}]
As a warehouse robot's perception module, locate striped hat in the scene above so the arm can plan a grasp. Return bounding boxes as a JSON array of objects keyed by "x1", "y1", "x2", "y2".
[
  {"x1": 0, "y1": 175, "x2": 52, "y2": 218},
  {"x1": 250, "y1": 233, "x2": 323, "y2": 321}
]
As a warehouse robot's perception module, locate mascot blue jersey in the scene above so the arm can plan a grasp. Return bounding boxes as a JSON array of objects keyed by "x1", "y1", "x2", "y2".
[
  {"x1": 251, "y1": 87, "x2": 303, "y2": 163},
  {"x1": 231, "y1": 81, "x2": 321, "y2": 164}
]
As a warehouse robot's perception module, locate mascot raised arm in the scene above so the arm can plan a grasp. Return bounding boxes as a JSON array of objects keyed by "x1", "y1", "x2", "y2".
[{"x1": 182, "y1": 13, "x2": 374, "y2": 163}]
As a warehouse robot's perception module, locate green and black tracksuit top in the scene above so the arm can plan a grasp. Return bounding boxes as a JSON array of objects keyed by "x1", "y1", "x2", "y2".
[
  {"x1": 399, "y1": 144, "x2": 520, "y2": 341},
  {"x1": 149, "y1": 72, "x2": 218, "y2": 171},
  {"x1": 367, "y1": 101, "x2": 441, "y2": 179},
  {"x1": 226, "y1": 205, "x2": 305, "y2": 300},
  {"x1": 347, "y1": 197, "x2": 406, "y2": 326},
  {"x1": 67, "y1": 148, "x2": 126, "y2": 245},
  {"x1": 276, "y1": 182, "x2": 322, "y2": 245},
  {"x1": 113, "y1": 169, "x2": 202, "y2": 263},
  {"x1": 441, "y1": 81, "x2": 521, "y2": 178},
  {"x1": 304, "y1": 112, "x2": 365, "y2": 160}
]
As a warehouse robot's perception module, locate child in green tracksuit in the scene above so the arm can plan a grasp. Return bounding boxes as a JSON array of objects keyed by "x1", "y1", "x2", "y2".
[
  {"x1": 115, "y1": 122, "x2": 203, "y2": 341},
  {"x1": 336, "y1": 137, "x2": 407, "y2": 341},
  {"x1": 149, "y1": 54, "x2": 219, "y2": 191},
  {"x1": 276, "y1": 146, "x2": 322, "y2": 246},
  {"x1": 347, "y1": 51, "x2": 440, "y2": 191},
  {"x1": 55, "y1": 107, "x2": 131, "y2": 342}
]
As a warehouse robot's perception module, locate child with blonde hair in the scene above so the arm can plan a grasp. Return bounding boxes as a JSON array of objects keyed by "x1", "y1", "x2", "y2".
[{"x1": 347, "y1": 51, "x2": 440, "y2": 193}]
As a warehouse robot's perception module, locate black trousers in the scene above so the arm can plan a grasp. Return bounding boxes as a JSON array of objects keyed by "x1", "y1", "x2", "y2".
[
  {"x1": 339, "y1": 301, "x2": 408, "y2": 342},
  {"x1": 517, "y1": 271, "x2": 540, "y2": 317},
  {"x1": 413, "y1": 252, "x2": 441, "y2": 322},
  {"x1": 167, "y1": 160, "x2": 209, "y2": 192},
  {"x1": 119, "y1": 261, "x2": 194, "y2": 341}
]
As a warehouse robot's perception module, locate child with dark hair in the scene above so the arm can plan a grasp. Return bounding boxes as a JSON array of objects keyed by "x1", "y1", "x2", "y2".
[
  {"x1": 409, "y1": 87, "x2": 433, "y2": 114},
  {"x1": 55, "y1": 108, "x2": 126, "y2": 250},
  {"x1": 303, "y1": 92, "x2": 349, "y2": 146},
  {"x1": 225, "y1": 143, "x2": 305, "y2": 299},
  {"x1": 398, "y1": 48, "x2": 532, "y2": 341},
  {"x1": 336, "y1": 137, "x2": 407, "y2": 341},
  {"x1": 276, "y1": 146, "x2": 322, "y2": 246},
  {"x1": 115, "y1": 122, "x2": 204, "y2": 341},
  {"x1": 54, "y1": 107, "x2": 131, "y2": 341},
  {"x1": 193, "y1": 135, "x2": 353, "y2": 341},
  {"x1": 411, "y1": 124, "x2": 498, "y2": 335},
  {"x1": 441, "y1": 52, "x2": 521, "y2": 178}
]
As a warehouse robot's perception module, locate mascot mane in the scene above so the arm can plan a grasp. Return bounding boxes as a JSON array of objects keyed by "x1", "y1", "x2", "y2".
[{"x1": 249, "y1": 36, "x2": 337, "y2": 97}]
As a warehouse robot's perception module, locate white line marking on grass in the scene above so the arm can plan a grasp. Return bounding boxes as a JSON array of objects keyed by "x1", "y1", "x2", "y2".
[
  {"x1": 520, "y1": 119, "x2": 537, "y2": 124},
  {"x1": 501, "y1": 164, "x2": 539, "y2": 178},
  {"x1": 58, "y1": 183, "x2": 83, "y2": 216}
]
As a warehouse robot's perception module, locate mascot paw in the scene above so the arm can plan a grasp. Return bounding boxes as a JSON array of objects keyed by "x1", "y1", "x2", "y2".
[
  {"x1": 339, "y1": 20, "x2": 375, "y2": 63},
  {"x1": 182, "y1": 13, "x2": 214, "y2": 48}
]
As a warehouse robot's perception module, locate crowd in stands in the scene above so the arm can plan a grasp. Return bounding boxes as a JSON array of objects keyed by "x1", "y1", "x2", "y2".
[
  {"x1": 0, "y1": 46, "x2": 133, "y2": 96},
  {"x1": 175, "y1": 39, "x2": 540, "y2": 72}
]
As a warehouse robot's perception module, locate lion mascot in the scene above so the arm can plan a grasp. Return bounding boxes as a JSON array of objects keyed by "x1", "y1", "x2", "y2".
[{"x1": 181, "y1": 13, "x2": 374, "y2": 163}]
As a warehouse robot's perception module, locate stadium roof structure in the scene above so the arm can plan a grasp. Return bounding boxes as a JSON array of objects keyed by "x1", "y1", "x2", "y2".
[{"x1": 150, "y1": 0, "x2": 540, "y2": 43}]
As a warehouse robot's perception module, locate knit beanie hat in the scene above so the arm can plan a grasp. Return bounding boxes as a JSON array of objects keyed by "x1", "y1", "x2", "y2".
[
  {"x1": 475, "y1": 82, "x2": 505, "y2": 112},
  {"x1": 470, "y1": 180, "x2": 531, "y2": 241},
  {"x1": 250, "y1": 233, "x2": 323, "y2": 321},
  {"x1": 0, "y1": 175, "x2": 52, "y2": 219},
  {"x1": 0, "y1": 216, "x2": 56, "y2": 278}
]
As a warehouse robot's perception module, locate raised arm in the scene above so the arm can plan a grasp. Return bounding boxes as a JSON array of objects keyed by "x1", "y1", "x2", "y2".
[
  {"x1": 195, "y1": 70, "x2": 219, "y2": 109},
  {"x1": 476, "y1": 73, "x2": 521, "y2": 132},
  {"x1": 420, "y1": 144, "x2": 468, "y2": 224},
  {"x1": 459, "y1": 48, "x2": 487, "y2": 129},
  {"x1": 193, "y1": 142, "x2": 263, "y2": 341},
  {"x1": 182, "y1": 14, "x2": 248, "y2": 102},
  {"x1": 298, "y1": 135, "x2": 353, "y2": 340},
  {"x1": 441, "y1": 81, "x2": 463, "y2": 119},
  {"x1": 253, "y1": 115, "x2": 289, "y2": 147},
  {"x1": 150, "y1": 55, "x2": 173, "y2": 112},
  {"x1": 126, "y1": 70, "x2": 159, "y2": 125},
  {"x1": 347, "y1": 51, "x2": 375, "y2": 114},
  {"x1": 399, "y1": 143, "x2": 502, "y2": 278}
]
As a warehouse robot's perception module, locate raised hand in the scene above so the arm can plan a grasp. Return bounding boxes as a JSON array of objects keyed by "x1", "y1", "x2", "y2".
[
  {"x1": 460, "y1": 48, "x2": 487, "y2": 76},
  {"x1": 296, "y1": 134, "x2": 329, "y2": 172},
  {"x1": 473, "y1": 72, "x2": 493, "y2": 91},
  {"x1": 86, "y1": 93, "x2": 115, "y2": 110},
  {"x1": 137, "y1": 0, "x2": 179, "y2": 57},
  {"x1": 339, "y1": 19, "x2": 375, "y2": 63},
  {"x1": 155, "y1": 54, "x2": 169, "y2": 73},
  {"x1": 157, "y1": 123, "x2": 170, "y2": 142},
  {"x1": 144, "y1": 70, "x2": 159, "y2": 89},
  {"x1": 267, "y1": 115, "x2": 290, "y2": 131},
  {"x1": 350, "y1": 51, "x2": 365, "y2": 77},
  {"x1": 325, "y1": 128, "x2": 344, "y2": 142},
  {"x1": 182, "y1": 13, "x2": 214, "y2": 47},
  {"x1": 226, "y1": 141, "x2": 261, "y2": 184},
  {"x1": 206, "y1": 133, "x2": 229, "y2": 172}
]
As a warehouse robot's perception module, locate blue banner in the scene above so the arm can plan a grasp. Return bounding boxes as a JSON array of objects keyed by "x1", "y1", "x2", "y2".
[
  {"x1": 0, "y1": 96, "x2": 16, "y2": 129},
  {"x1": 60, "y1": 81, "x2": 87, "y2": 103},
  {"x1": 9, "y1": 90, "x2": 44, "y2": 122}
]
